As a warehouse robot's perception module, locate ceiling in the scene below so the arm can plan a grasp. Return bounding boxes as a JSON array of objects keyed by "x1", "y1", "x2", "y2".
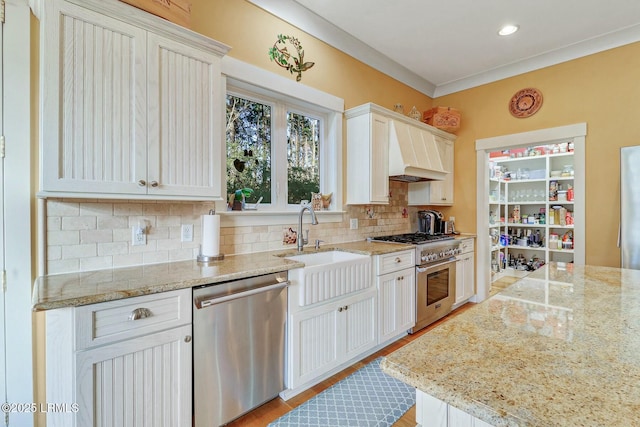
[{"x1": 249, "y1": 0, "x2": 640, "y2": 97}]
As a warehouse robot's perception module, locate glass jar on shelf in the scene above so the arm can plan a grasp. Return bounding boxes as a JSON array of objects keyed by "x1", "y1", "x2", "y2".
[{"x1": 561, "y1": 165, "x2": 574, "y2": 177}]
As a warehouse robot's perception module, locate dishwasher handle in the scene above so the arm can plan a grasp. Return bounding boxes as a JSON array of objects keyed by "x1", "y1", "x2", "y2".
[{"x1": 195, "y1": 281, "x2": 289, "y2": 309}]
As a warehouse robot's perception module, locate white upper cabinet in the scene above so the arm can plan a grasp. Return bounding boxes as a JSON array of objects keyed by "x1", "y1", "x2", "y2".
[
  {"x1": 38, "y1": 0, "x2": 229, "y2": 200},
  {"x1": 345, "y1": 109, "x2": 390, "y2": 204}
]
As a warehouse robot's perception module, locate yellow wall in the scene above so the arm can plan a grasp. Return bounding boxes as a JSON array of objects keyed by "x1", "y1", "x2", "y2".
[
  {"x1": 435, "y1": 43, "x2": 640, "y2": 267},
  {"x1": 190, "y1": 0, "x2": 432, "y2": 112}
]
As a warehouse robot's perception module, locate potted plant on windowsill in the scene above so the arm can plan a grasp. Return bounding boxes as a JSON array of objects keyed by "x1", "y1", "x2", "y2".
[{"x1": 228, "y1": 187, "x2": 254, "y2": 211}]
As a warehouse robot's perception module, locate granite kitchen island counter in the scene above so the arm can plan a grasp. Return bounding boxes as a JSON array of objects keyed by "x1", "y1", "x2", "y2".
[{"x1": 381, "y1": 262, "x2": 640, "y2": 427}]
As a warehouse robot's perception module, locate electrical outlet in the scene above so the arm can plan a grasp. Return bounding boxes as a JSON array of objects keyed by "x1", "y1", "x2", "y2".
[
  {"x1": 181, "y1": 224, "x2": 194, "y2": 242},
  {"x1": 132, "y1": 226, "x2": 146, "y2": 246},
  {"x1": 350, "y1": 218, "x2": 358, "y2": 230}
]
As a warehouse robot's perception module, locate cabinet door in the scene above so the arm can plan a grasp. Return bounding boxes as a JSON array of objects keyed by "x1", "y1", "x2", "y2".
[
  {"x1": 75, "y1": 324, "x2": 192, "y2": 427},
  {"x1": 147, "y1": 33, "x2": 224, "y2": 199},
  {"x1": 40, "y1": 0, "x2": 148, "y2": 195},
  {"x1": 342, "y1": 290, "x2": 378, "y2": 361},
  {"x1": 378, "y1": 268, "x2": 415, "y2": 343},
  {"x1": 455, "y1": 253, "x2": 475, "y2": 304},
  {"x1": 370, "y1": 114, "x2": 390, "y2": 203},
  {"x1": 288, "y1": 303, "x2": 340, "y2": 389},
  {"x1": 429, "y1": 137, "x2": 454, "y2": 204}
]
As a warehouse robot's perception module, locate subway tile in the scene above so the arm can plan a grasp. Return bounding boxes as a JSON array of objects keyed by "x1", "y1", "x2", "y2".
[
  {"x1": 169, "y1": 204, "x2": 195, "y2": 216},
  {"x1": 80, "y1": 229, "x2": 113, "y2": 244},
  {"x1": 98, "y1": 216, "x2": 128, "y2": 230},
  {"x1": 47, "y1": 200, "x2": 80, "y2": 217},
  {"x1": 168, "y1": 248, "x2": 193, "y2": 261},
  {"x1": 98, "y1": 242, "x2": 129, "y2": 256},
  {"x1": 80, "y1": 202, "x2": 114, "y2": 216},
  {"x1": 62, "y1": 243, "x2": 97, "y2": 259},
  {"x1": 113, "y1": 203, "x2": 143, "y2": 216},
  {"x1": 143, "y1": 204, "x2": 170, "y2": 216},
  {"x1": 61, "y1": 216, "x2": 97, "y2": 231},
  {"x1": 47, "y1": 259, "x2": 80, "y2": 275},
  {"x1": 113, "y1": 253, "x2": 144, "y2": 267},
  {"x1": 47, "y1": 217, "x2": 61, "y2": 231},
  {"x1": 80, "y1": 256, "x2": 113, "y2": 271},
  {"x1": 157, "y1": 215, "x2": 182, "y2": 227},
  {"x1": 48, "y1": 230, "x2": 80, "y2": 246},
  {"x1": 143, "y1": 251, "x2": 169, "y2": 264},
  {"x1": 47, "y1": 246, "x2": 61, "y2": 260}
]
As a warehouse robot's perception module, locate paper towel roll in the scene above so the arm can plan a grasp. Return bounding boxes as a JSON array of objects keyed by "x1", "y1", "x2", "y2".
[{"x1": 201, "y1": 214, "x2": 220, "y2": 256}]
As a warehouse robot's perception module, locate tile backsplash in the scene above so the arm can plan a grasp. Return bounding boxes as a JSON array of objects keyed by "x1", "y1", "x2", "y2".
[{"x1": 45, "y1": 182, "x2": 415, "y2": 274}]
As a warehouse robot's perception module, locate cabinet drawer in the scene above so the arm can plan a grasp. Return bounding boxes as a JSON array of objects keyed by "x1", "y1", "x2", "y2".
[
  {"x1": 75, "y1": 288, "x2": 191, "y2": 350},
  {"x1": 376, "y1": 250, "x2": 415, "y2": 275},
  {"x1": 458, "y1": 238, "x2": 474, "y2": 254}
]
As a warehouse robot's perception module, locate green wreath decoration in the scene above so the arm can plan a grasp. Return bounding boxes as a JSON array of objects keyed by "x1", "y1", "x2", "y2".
[{"x1": 268, "y1": 34, "x2": 315, "y2": 82}]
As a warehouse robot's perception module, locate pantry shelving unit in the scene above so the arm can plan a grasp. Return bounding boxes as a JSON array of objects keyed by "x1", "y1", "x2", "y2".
[
  {"x1": 475, "y1": 123, "x2": 586, "y2": 301},
  {"x1": 488, "y1": 147, "x2": 578, "y2": 282}
]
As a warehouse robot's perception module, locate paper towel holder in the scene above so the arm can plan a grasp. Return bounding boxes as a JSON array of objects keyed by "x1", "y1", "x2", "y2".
[
  {"x1": 197, "y1": 252, "x2": 225, "y2": 263},
  {"x1": 197, "y1": 209, "x2": 225, "y2": 263}
]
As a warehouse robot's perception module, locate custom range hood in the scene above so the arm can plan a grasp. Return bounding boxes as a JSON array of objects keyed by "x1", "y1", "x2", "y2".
[{"x1": 388, "y1": 119, "x2": 447, "y2": 182}]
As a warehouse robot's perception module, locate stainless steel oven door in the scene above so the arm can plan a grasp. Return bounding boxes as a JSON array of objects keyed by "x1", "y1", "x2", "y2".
[{"x1": 411, "y1": 257, "x2": 457, "y2": 333}]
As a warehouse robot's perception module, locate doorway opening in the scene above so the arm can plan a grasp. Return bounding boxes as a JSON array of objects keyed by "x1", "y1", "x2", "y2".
[{"x1": 475, "y1": 124, "x2": 586, "y2": 300}]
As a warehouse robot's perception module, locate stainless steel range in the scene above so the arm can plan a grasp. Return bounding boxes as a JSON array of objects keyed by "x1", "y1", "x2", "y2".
[{"x1": 372, "y1": 233, "x2": 460, "y2": 333}]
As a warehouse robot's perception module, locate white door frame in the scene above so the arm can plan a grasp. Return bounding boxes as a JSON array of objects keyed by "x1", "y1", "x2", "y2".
[
  {"x1": 2, "y1": 1, "x2": 33, "y2": 425},
  {"x1": 475, "y1": 123, "x2": 587, "y2": 302}
]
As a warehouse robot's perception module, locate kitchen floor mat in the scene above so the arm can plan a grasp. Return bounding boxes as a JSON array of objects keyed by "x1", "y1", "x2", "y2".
[{"x1": 268, "y1": 357, "x2": 415, "y2": 427}]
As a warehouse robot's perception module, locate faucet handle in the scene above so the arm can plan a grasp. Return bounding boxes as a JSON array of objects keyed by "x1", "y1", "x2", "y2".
[{"x1": 315, "y1": 239, "x2": 324, "y2": 250}]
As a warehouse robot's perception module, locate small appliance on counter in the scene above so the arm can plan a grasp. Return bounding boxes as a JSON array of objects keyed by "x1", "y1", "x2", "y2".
[{"x1": 417, "y1": 210, "x2": 457, "y2": 236}]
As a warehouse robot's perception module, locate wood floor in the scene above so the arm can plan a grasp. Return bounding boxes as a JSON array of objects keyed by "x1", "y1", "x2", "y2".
[{"x1": 226, "y1": 303, "x2": 475, "y2": 427}]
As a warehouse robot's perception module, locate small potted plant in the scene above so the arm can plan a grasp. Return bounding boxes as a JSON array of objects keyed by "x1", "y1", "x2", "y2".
[{"x1": 229, "y1": 187, "x2": 253, "y2": 210}]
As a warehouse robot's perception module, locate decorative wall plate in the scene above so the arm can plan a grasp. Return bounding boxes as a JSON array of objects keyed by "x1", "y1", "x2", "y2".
[{"x1": 509, "y1": 88, "x2": 543, "y2": 118}]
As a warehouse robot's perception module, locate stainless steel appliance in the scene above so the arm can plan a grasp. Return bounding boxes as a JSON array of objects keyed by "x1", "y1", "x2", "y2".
[
  {"x1": 417, "y1": 210, "x2": 444, "y2": 235},
  {"x1": 621, "y1": 145, "x2": 640, "y2": 269},
  {"x1": 371, "y1": 233, "x2": 459, "y2": 332},
  {"x1": 193, "y1": 272, "x2": 289, "y2": 426}
]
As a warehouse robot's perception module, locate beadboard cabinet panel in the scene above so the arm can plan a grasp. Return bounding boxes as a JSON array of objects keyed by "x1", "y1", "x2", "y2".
[
  {"x1": 39, "y1": 0, "x2": 229, "y2": 200},
  {"x1": 147, "y1": 33, "x2": 223, "y2": 198},
  {"x1": 76, "y1": 324, "x2": 192, "y2": 427},
  {"x1": 41, "y1": 1, "x2": 148, "y2": 194}
]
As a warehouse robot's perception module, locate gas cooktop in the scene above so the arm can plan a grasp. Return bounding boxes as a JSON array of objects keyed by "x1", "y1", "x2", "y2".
[{"x1": 371, "y1": 232, "x2": 454, "y2": 245}]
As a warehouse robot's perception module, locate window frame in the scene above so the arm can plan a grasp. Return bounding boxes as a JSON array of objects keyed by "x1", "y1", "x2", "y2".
[{"x1": 219, "y1": 57, "x2": 344, "y2": 226}]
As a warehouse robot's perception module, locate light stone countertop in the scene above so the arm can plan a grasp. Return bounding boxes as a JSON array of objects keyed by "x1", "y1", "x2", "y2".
[
  {"x1": 381, "y1": 262, "x2": 640, "y2": 427},
  {"x1": 32, "y1": 240, "x2": 413, "y2": 311}
]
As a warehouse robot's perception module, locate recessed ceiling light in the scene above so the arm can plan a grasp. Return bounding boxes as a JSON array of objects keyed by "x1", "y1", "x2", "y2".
[{"x1": 498, "y1": 25, "x2": 519, "y2": 36}]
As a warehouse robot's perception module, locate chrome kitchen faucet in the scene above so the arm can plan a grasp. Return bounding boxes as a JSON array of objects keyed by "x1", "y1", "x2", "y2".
[{"x1": 297, "y1": 203, "x2": 319, "y2": 251}]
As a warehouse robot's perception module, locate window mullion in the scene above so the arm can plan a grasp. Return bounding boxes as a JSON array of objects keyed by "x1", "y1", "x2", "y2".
[{"x1": 273, "y1": 103, "x2": 288, "y2": 210}]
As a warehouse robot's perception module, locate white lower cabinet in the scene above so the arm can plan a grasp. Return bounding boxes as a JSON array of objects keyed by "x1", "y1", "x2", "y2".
[
  {"x1": 378, "y1": 268, "x2": 416, "y2": 343},
  {"x1": 375, "y1": 250, "x2": 416, "y2": 344},
  {"x1": 46, "y1": 289, "x2": 192, "y2": 427},
  {"x1": 455, "y1": 238, "x2": 476, "y2": 306},
  {"x1": 287, "y1": 288, "x2": 377, "y2": 390}
]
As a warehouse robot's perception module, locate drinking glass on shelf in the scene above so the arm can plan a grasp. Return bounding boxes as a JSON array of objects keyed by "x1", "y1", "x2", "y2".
[{"x1": 525, "y1": 189, "x2": 532, "y2": 201}]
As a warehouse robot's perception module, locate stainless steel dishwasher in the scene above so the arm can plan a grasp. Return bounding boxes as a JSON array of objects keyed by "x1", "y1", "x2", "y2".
[{"x1": 193, "y1": 272, "x2": 288, "y2": 427}]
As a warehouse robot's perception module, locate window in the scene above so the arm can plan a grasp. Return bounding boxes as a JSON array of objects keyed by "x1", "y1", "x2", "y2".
[{"x1": 226, "y1": 88, "x2": 325, "y2": 210}]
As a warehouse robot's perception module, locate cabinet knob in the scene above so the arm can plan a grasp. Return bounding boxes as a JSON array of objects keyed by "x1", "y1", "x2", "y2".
[
  {"x1": 129, "y1": 307, "x2": 152, "y2": 321},
  {"x1": 343, "y1": 305, "x2": 348, "y2": 311},
  {"x1": 184, "y1": 335, "x2": 192, "y2": 343},
  {"x1": 395, "y1": 257, "x2": 401, "y2": 263},
  {"x1": 137, "y1": 179, "x2": 146, "y2": 187},
  {"x1": 338, "y1": 307, "x2": 343, "y2": 312},
  {"x1": 150, "y1": 181, "x2": 159, "y2": 187}
]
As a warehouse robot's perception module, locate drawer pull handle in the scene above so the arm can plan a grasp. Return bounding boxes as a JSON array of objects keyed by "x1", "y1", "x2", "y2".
[{"x1": 129, "y1": 307, "x2": 152, "y2": 321}]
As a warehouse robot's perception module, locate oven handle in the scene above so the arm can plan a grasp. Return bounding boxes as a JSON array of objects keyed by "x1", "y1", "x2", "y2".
[{"x1": 416, "y1": 257, "x2": 457, "y2": 273}]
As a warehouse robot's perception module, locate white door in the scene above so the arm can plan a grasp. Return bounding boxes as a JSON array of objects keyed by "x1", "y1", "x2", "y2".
[{"x1": 2, "y1": 1, "x2": 33, "y2": 426}]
